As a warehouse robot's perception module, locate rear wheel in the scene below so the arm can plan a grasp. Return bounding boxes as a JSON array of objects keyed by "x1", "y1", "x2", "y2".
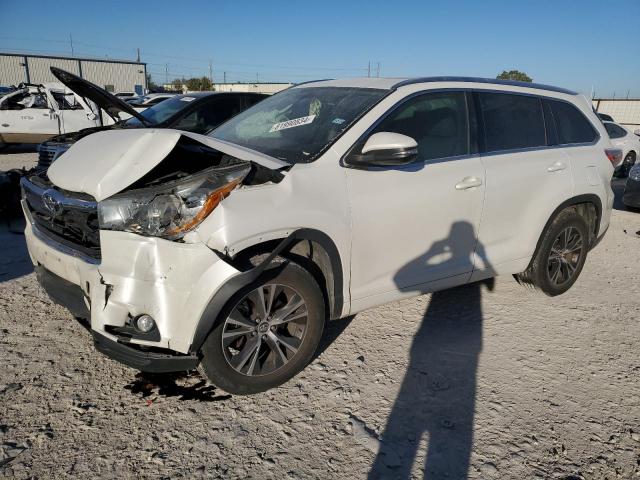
[
  {"x1": 621, "y1": 152, "x2": 637, "y2": 178},
  {"x1": 515, "y1": 208, "x2": 589, "y2": 296},
  {"x1": 199, "y1": 258, "x2": 325, "y2": 395}
]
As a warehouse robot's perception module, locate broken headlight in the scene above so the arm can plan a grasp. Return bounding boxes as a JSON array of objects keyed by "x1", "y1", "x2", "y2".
[{"x1": 97, "y1": 165, "x2": 250, "y2": 240}]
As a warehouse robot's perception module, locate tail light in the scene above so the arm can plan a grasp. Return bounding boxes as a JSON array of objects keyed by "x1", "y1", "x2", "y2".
[{"x1": 605, "y1": 148, "x2": 623, "y2": 166}]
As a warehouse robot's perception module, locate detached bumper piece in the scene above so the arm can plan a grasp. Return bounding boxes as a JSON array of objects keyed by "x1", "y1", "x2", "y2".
[
  {"x1": 35, "y1": 265, "x2": 199, "y2": 374},
  {"x1": 92, "y1": 332, "x2": 199, "y2": 373},
  {"x1": 35, "y1": 265, "x2": 90, "y2": 319}
]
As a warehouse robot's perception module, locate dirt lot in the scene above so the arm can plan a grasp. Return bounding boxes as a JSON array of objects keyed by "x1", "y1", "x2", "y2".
[{"x1": 1, "y1": 151, "x2": 639, "y2": 479}]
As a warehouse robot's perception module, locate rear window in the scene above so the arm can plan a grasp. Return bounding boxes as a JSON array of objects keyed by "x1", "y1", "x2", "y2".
[
  {"x1": 478, "y1": 92, "x2": 546, "y2": 152},
  {"x1": 604, "y1": 122, "x2": 626, "y2": 139},
  {"x1": 549, "y1": 100, "x2": 598, "y2": 144}
]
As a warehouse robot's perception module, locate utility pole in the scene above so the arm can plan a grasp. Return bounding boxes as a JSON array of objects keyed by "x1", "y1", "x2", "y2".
[
  {"x1": 367, "y1": 61, "x2": 371, "y2": 78},
  {"x1": 208, "y1": 60, "x2": 213, "y2": 86},
  {"x1": 224, "y1": 71, "x2": 227, "y2": 84},
  {"x1": 69, "y1": 34, "x2": 74, "y2": 56},
  {"x1": 376, "y1": 62, "x2": 380, "y2": 77},
  {"x1": 136, "y1": 48, "x2": 140, "y2": 63},
  {"x1": 165, "y1": 64, "x2": 168, "y2": 85}
]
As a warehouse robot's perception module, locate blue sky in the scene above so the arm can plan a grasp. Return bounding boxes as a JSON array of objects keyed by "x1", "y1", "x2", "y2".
[{"x1": 1, "y1": 0, "x2": 638, "y2": 97}]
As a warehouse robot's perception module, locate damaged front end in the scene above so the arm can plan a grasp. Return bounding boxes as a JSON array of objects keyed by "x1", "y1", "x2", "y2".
[{"x1": 21, "y1": 129, "x2": 288, "y2": 373}]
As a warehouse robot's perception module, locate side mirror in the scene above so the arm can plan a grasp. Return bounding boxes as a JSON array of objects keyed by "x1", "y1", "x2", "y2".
[{"x1": 346, "y1": 132, "x2": 418, "y2": 167}]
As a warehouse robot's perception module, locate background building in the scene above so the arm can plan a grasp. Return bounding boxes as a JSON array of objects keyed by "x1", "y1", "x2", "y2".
[
  {"x1": 0, "y1": 52, "x2": 147, "y2": 94},
  {"x1": 162, "y1": 82, "x2": 292, "y2": 94},
  {"x1": 593, "y1": 98, "x2": 640, "y2": 131}
]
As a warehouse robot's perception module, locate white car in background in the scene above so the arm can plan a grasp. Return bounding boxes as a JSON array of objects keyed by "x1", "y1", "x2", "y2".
[
  {"x1": 127, "y1": 93, "x2": 176, "y2": 107},
  {"x1": 0, "y1": 68, "x2": 146, "y2": 147},
  {"x1": 603, "y1": 121, "x2": 639, "y2": 176},
  {"x1": 0, "y1": 83, "x2": 100, "y2": 146}
]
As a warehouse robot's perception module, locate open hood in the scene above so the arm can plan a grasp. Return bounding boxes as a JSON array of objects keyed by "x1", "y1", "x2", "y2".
[
  {"x1": 50, "y1": 67, "x2": 149, "y2": 125},
  {"x1": 47, "y1": 129, "x2": 288, "y2": 201}
]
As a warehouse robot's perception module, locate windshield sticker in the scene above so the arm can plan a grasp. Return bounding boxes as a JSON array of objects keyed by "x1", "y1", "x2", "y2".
[
  {"x1": 332, "y1": 118, "x2": 346, "y2": 125},
  {"x1": 180, "y1": 96, "x2": 196, "y2": 102},
  {"x1": 269, "y1": 115, "x2": 316, "y2": 133}
]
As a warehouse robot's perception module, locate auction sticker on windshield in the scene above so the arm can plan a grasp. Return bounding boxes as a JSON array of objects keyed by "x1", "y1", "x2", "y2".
[{"x1": 270, "y1": 115, "x2": 316, "y2": 133}]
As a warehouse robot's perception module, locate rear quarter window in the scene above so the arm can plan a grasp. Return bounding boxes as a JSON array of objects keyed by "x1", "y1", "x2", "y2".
[
  {"x1": 478, "y1": 92, "x2": 546, "y2": 152},
  {"x1": 549, "y1": 100, "x2": 598, "y2": 144}
]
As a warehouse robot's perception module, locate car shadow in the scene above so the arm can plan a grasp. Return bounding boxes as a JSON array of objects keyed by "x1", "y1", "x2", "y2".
[
  {"x1": 124, "y1": 371, "x2": 232, "y2": 402},
  {"x1": 369, "y1": 221, "x2": 494, "y2": 479},
  {"x1": 611, "y1": 177, "x2": 628, "y2": 211},
  {"x1": 0, "y1": 223, "x2": 33, "y2": 283}
]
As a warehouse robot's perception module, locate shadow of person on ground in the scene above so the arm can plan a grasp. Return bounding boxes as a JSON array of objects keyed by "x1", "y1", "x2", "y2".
[{"x1": 369, "y1": 221, "x2": 494, "y2": 479}]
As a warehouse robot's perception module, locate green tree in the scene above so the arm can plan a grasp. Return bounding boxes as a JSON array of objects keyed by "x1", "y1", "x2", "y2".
[
  {"x1": 145, "y1": 73, "x2": 158, "y2": 91},
  {"x1": 496, "y1": 70, "x2": 533, "y2": 82},
  {"x1": 185, "y1": 76, "x2": 213, "y2": 91},
  {"x1": 171, "y1": 78, "x2": 185, "y2": 92}
]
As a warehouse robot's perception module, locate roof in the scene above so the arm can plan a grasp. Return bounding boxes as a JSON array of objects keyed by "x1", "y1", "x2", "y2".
[
  {"x1": 295, "y1": 76, "x2": 577, "y2": 95},
  {"x1": 1, "y1": 51, "x2": 145, "y2": 66}
]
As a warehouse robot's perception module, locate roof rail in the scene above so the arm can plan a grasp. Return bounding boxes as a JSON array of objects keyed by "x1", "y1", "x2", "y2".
[
  {"x1": 293, "y1": 79, "x2": 334, "y2": 87},
  {"x1": 392, "y1": 76, "x2": 577, "y2": 95}
]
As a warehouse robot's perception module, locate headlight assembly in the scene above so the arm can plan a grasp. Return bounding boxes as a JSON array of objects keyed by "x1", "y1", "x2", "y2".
[{"x1": 98, "y1": 164, "x2": 250, "y2": 240}]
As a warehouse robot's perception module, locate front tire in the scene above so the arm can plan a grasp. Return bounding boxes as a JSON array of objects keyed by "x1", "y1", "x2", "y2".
[
  {"x1": 199, "y1": 258, "x2": 325, "y2": 395},
  {"x1": 515, "y1": 208, "x2": 589, "y2": 296}
]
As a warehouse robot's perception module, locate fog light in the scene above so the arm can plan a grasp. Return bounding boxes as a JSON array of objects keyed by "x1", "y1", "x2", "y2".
[{"x1": 135, "y1": 314, "x2": 156, "y2": 333}]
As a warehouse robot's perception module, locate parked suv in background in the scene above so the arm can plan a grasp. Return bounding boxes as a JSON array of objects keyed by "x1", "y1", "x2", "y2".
[{"x1": 21, "y1": 77, "x2": 615, "y2": 394}]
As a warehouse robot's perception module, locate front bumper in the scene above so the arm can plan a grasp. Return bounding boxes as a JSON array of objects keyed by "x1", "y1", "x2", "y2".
[
  {"x1": 35, "y1": 264, "x2": 199, "y2": 373},
  {"x1": 24, "y1": 216, "x2": 242, "y2": 371}
]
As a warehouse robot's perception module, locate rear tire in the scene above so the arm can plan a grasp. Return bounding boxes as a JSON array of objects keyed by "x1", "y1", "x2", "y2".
[
  {"x1": 621, "y1": 152, "x2": 636, "y2": 178},
  {"x1": 199, "y1": 258, "x2": 325, "y2": 395},
  {"x1": 515, "y1": 208, "x2": 589, "y2": 296}
]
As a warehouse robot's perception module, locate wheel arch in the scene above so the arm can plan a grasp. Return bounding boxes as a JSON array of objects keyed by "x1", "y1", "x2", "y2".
[
  {"x1": 531, "y1": 194, "x2": 602, "y2": 263},
  {"x1": 189, "y1": 228, "x2": 345, "y2": 353}
]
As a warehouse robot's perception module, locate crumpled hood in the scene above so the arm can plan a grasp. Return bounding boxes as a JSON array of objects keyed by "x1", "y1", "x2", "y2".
[{"x1": 47, "y1": 128, "x2": 288, "y2": 201}]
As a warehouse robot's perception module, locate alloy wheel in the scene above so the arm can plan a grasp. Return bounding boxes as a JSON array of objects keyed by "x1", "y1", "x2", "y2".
[
  {"x1": 221, "y1": 284, "x2": 309, "y2": 376},
  {"x1": 547, "y1": 226, "x2": 584, "y2": 286}
]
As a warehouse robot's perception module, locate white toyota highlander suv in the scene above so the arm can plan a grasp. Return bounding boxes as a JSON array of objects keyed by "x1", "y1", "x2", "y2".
[{"x1": 21, "y1": 77, "x2": 616, "y2": 394}]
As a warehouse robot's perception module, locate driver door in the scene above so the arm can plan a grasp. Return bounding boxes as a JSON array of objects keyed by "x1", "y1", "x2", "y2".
[{"x1": 346, "y1": 91, "x2": 486, "y2": 303}]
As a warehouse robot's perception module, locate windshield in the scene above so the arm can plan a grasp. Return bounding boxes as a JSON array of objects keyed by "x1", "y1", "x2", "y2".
[
  {"x1": 210, "y1": 86, "x2": 388, "y2": 163},
  {"x1": 125, "y1": 95, "x2": 196, "y2": 126}
]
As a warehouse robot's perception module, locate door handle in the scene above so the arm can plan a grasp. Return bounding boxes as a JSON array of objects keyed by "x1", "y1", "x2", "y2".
[
  {"x1": 547, "y1": 161, "x2": 567, "y2": 172},
  {"x1": 455, "y1": 177, "x2": 483, "y2": 190}
]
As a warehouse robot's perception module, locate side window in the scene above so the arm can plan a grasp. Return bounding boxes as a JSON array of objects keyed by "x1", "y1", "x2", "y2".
[
  {"x1": 30, "y1": 93, "x2": 49, "y2": 109},
  {"x1": 173, "y1": 97, "x2": 243, "y2": 134},
  {"x1": 478, "y1": 92, "x2": 546, "y2": 152},
  {"x1": 371, "y1": 91, "x2": 469, "y2": 161},
  {"x1": 604, "y1": 123, "x2": 626, "y2": 139},
  {"x1": 549, "y1": 100, "x2": 598, "y2": 144},
  {"x1": 243, "y1": 95, "x2": 266, "y2": 109}
]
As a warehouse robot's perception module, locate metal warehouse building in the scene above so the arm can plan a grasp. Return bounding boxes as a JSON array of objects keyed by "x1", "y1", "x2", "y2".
[{"x1": 0, "y1": 52, "x2": 147, "y2": 94}]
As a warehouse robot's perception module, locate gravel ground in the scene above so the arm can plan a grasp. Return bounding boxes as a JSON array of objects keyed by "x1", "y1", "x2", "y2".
[{"x1": 1, "y1": 151, "x2": 639, "y2": 479}]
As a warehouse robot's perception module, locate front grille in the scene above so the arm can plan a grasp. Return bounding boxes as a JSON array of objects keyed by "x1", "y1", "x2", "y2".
[
  {"x1": 22, "y1": 174, "x2": 101, "y2": 261},
  {"x1": 37, "y1": 143, "x2": 70, "y2": 169}
]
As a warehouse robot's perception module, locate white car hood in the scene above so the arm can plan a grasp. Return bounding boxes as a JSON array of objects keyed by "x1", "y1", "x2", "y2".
[{"x1": 47, "y1": 129, "x2": 288, "y2": 201}]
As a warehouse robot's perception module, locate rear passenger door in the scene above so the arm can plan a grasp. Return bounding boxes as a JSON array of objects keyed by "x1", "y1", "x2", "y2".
[{"x1": 473, "y1": 91, "x2": 574, "y2": 277}]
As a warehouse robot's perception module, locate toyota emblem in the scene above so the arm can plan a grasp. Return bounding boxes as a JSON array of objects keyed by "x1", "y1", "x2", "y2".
[{"x1": 42, "y1": 189, "x2": 64, "y2": 217}]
